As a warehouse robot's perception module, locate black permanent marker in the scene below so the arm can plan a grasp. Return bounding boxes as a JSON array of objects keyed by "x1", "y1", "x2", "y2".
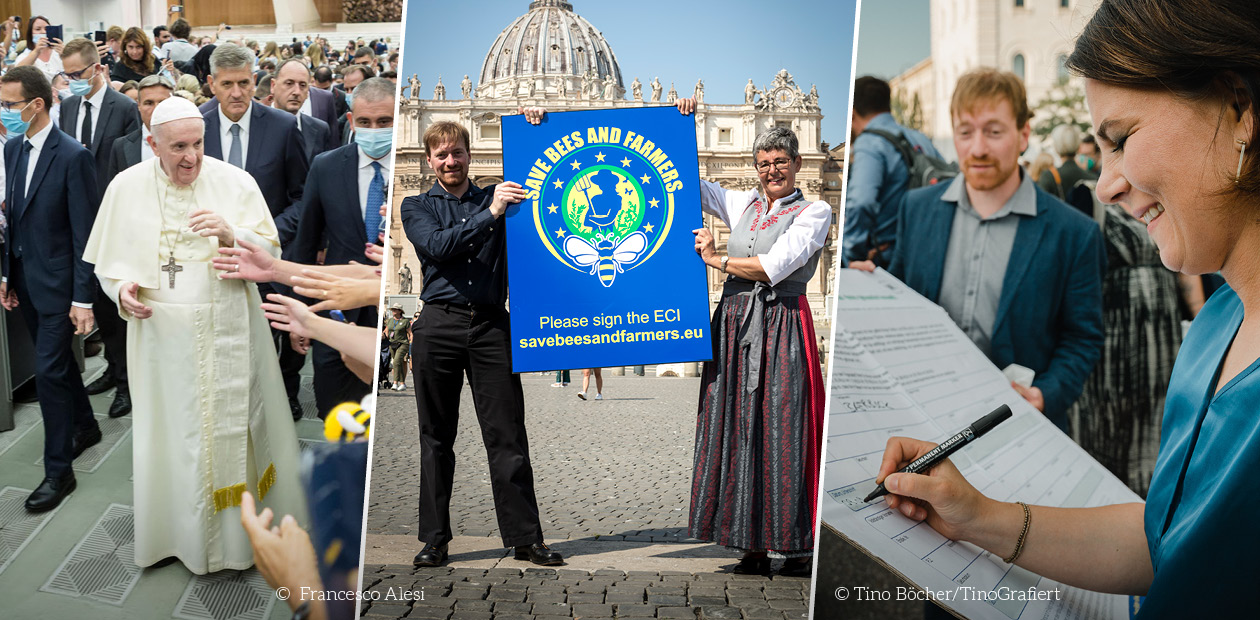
[{"x1": 864, "y1": 404, "x2": 1013, "y2": 503}]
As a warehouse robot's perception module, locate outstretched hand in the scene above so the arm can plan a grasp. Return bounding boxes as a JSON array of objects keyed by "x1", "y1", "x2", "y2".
[
  {"x1": 262, "y1": 293, "x2": 317, "y2": 341},
  {"x1": 214, "y1": 239, "x2": 276, "y2": 283},
  {"x1": 293, "y1": 268, "x2": 380, "y2": 312},
  {"x1": 239, "y1": 491, "x2": 323, "y2": 614}
]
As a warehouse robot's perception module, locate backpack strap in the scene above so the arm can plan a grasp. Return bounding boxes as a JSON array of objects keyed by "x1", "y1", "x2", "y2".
[{"x1": 861, "y1": 128, "x2": 917, "y2": 170}]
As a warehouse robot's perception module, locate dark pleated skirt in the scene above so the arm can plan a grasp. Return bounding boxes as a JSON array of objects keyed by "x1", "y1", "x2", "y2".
[{"x1": 688, "y1": 291, "x2": 824, "y2": 554}]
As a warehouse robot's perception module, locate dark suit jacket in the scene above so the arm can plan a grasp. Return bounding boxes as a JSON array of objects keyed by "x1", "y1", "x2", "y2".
[
  {"x1": 3, "y1": 125, "x2": 98, "y2": 314},
  {"x1": 888, "y1": 179, "x2": 1106, "y2": 428},
  {"x1": 58, "y1": 87, "x2": 140, "y2": 203},
  {"x1": 105, "y1": 127, "x2": 145, "y2": 190},
  {"x1": 299, "y1": 114, "x2": 331, "y2": 164},
  {"x1": 307, "y1": 87, "x2": 340, "y2": 151},
  {"x1": 203, "y1": 102, "x2": 309, "y2": 245},
  {"x1": 201, "y1": 88, "x2": 341, "y2": 152},
  {"x1": 291, "y1": 143, "x2": 378, "y2": 326}
]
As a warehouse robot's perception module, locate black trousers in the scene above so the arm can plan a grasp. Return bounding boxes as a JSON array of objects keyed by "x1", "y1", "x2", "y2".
[
  {"x1": 412, "y1": 303, "x2": 543, "y2": 548},
  {"x1": 11, "y1": 261, "x2": 96, "y2": 479},
  {"x1": 262, "y1": 283, "x2": 304, "y2": 403},
  {"x1": 94, "y1": 282, "x2": 127, "y2": 390},
  {"x1": 311, "y1": 339, "x2": 371, "y2": 419}
]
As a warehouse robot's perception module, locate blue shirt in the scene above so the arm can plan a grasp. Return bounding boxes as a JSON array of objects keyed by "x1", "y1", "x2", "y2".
[
  {"x1": 842, "y1": 112, "x2": 940, "y2": 263},
  {"x1": 1140, "y1": 284, "x2": 1259, "y2": 617}
]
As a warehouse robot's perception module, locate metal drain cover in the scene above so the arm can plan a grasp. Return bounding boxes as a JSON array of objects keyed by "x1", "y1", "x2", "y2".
[
  {"x1": 0, "y1": 486, "x2": 67, "y2": 576},
  {"x1": 40, "y1": 503, "x2": 140, "y2": 605},
  {"x1": 173, "y1": 569, "x2": 277, "y2": 620}
]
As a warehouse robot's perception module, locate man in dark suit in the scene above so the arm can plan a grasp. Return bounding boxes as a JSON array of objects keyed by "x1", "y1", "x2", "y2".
[
  {"x1": 106, "y1": 75, "x2": 173, "y2": 192},
  {"x1": 306, "y1": 78, "x2": 340, "y2": 151},
  {"x1": 870, "y1": 69, "x2": 1105, "y2": 431},
  {"x1": 333, "y1": 65, "x2": 374, "y2": 145},
  {"x1": 0, "y1": 66, "x2": 100, "y2": 511},
  {"x1": 290, "y1": 77, "x2": 395, "y2": 418},
  {"x1": 268, "y1": 59, "x2": 334, "y2": 162},
  {"x1": 203, "y1": 43, "x2": 310, "y2": 420},
  {"x1": 57, "y1": 38, "x2": 141, "y2": 418}
]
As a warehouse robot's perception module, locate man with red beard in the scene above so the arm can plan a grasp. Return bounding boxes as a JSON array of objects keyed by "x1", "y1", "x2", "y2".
[
  {"x1": 400, "y1": 120, "x2": 563, "y2": 568},
  {"x1": 859, "y1": 68, "x2": 1105, "y2": 432}
]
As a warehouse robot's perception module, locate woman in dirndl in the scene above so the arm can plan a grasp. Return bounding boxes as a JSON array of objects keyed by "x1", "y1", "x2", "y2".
[{"x1": 677, "y1": 98, "x2": 830, "y2": 576}]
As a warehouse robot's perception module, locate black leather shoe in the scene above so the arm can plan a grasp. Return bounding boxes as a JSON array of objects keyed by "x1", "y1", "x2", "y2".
[
  {"x1": 72, "y1": 425, "x2": 103, "y2": 459},
  {"x1": 150, "y1": 556, "x2": 180, "y2": 568},
  {"x1": 290, "y1": 397, "x2": 305, "y2": 422},
  {"x1": 777, "y1": 557, "x2": 813, "y2": 578},
  {"x1": 25, "y1": 474, "x2": 76, "y2": 511},
  {"x1": 412, "y1": 543, "x2": 448, "y2": 567},
  {"x1": 108, "y1": 390, "x2": 131, "y2": 418},
  {"x1": 85, "y1": 372, "x2": 116, "y2": 395},
  {"x1": 514, "y1": 543, "x2": 563, "y2": 566},
  {"x1": 732, "y1": 554, "x2": 772, "y2": 575},
  {"x1": 84, "y1": 339, "x2": 103, "y2": 358}
]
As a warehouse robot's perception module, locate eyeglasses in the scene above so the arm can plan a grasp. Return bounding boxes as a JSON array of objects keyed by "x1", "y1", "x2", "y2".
[
  {"x1": 754, "y1": 159, "x2": 793, "y2": 173},
  {"x1": 58, "y1": 65, "x2": 97, "y2": 81},
  {"x1": 0, "y1": 98, "x2": 33, "y2": 111}
]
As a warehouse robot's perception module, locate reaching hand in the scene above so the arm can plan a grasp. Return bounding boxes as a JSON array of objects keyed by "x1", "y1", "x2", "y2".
[
  {"x1": 119, "y1": 282, "x2": 153, "y2": 319},
  {"x1": 364, "y1": 242, "x2": 384, "y2": 265},
  {"x1": 239, "y1": 491, "x2": 323, "y2": 614},
  {"x1": 289, "y1": 331, "x2": 310, "y2": 355},
  {"x1": 848, "y1": 260, "x2": 877, "y2": 272},
  {"x1": 214, "y1": 239, "x2": 276, "y2": 283},
  {"x1": 262, "y1": 293, "x2": 317, "y2": 341},
  {"x1": 190, "y1": 209, "x2": 235, "y2": 247},
  {"x1": 1010, "y1": 383, "x2": 1045, "y2": 412},
  {"x1": 293, "y1": 269, "x2": 380, "y2": 312}
]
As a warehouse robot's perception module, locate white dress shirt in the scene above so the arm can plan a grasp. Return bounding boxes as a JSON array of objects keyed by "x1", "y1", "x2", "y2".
[
  {"x1": 218, "y1": 101, "x2": 252, "y2": 168},
  {"x1": 71, "y1": 81, "x2": 107, "y2": 146},
  {"x1": 299, "y1": 96, "x2": 312, "y2": 118},
  {"x1": 141, "y1": 124, "x2": 154, "y2": 162},
  {"x1": 357, "y1": 145, "x2": 391, "y2": 220},
  {"x1": 697, "y1": 179, "x2": 831, "y2": 286}
]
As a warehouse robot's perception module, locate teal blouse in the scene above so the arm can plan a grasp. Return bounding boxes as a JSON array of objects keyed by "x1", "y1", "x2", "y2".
[{"x1": 1141, "y1": 284, "x2": 1258, "y2": 616}]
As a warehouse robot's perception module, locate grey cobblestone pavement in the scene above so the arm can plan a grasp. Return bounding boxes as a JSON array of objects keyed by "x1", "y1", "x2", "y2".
[{"x1": 363, "y1": 372, "x2": 814, "y2": 619}]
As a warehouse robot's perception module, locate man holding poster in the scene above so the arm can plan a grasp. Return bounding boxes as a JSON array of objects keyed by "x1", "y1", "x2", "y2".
[{"x1": 402, "y1": 116, "x2": 563, "y2": 568}]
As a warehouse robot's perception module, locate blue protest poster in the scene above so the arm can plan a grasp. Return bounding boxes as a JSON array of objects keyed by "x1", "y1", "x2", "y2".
[{"x1": 502, "y1": 106, "x2": 712, "y2": 373}]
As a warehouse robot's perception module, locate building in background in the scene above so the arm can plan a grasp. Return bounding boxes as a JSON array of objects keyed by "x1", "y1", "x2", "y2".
[{"x1": 392, "y1": 0, "x2": 845, "y2": 350}]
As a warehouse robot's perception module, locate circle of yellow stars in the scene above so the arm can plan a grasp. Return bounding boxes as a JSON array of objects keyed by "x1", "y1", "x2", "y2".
[{"x1": 548, "y1": 151, "x2": 663, "y2": 240}]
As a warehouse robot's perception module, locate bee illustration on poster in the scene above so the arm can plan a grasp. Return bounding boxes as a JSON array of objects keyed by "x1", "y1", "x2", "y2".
[{"x1": 502, "y1": 106, "x2": 712, "y2": 372}]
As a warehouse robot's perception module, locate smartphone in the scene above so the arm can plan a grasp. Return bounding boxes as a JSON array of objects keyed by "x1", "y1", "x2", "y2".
[
  {"x1": 93, "y1": 30, "x2": 107, "y2": 45},
  {"x1": 45, "y1": 25, "x2": 62, "y2": 42}
]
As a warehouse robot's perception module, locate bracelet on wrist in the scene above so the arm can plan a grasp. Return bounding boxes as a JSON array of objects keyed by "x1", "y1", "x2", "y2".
[{"x1": 1004, "y1": 501, "x2": 1031, "y2": 564}]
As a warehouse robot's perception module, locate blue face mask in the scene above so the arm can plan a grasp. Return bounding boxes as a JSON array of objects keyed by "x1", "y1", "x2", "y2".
[
  {"x1": 344, "y1": 91, "x2": 353, "y2": 108},
  {"x1": 1, "y1": 101, "x2": 33, "y2": 135},
  {"x1": 68, "y1": 67, "x2": 96, "y2": 97},
  {"x1": 355, "y1": 126, "x2": 393, "y2": 159}
]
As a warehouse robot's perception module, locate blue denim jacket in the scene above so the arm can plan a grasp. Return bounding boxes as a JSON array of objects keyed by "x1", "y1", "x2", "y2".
[{"x1": 842, "y1": 113, "x2": 941, "y2": 263}]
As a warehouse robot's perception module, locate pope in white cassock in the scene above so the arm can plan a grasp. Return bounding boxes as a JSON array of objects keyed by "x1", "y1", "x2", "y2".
[{"x1": 83, "y1": 97, "x2": 306, "y2": 574}]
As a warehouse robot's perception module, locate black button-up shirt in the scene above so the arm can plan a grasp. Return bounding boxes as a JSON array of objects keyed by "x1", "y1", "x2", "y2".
[{"x1": 401, "y1": 182, "x2": 507, "y2": 307}]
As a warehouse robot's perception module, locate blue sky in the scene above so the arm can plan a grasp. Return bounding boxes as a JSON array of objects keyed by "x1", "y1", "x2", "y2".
[
  {"x1": 399, "y1": 0, "x2": 859, "y2": 146},
  {"x1": 854, "y1": 0, "x2": 931, "y2": 79}
]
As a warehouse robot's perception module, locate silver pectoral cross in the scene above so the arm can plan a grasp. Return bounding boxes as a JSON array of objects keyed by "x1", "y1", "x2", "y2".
[{"x1": 162, "y1": 256, "x2": 183, "y2": 288}]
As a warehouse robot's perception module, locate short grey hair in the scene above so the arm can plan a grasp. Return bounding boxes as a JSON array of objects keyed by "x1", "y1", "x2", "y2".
[
  {"x1": 136, "y1": 74, "x2": 175, "y2": 93},
  {"x1": 1050, "y1": 123, "x2": 1082, "y2": 158},
  {"x1": 752, "y1": 127, "x2": 800, "y2": 160},
  {"x1": 352, "y1": 77, "x2": 395, "y2": 109},
  {"x1": 210, "y1": 43, "x2": 254, "y2": 76}
]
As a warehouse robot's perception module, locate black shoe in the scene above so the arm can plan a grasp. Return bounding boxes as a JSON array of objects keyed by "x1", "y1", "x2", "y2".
[
  {"x1": 85, "y1": 372, "x2": 116, "y2": 395},
  {"x1": 25, "y1": 474, "x2": 76, "y2": 511},
  {"x1": 108, "y1": 390, "x2": 131, "y2": 418},
  {"x1": 412, "y1": 543, "x2": 448, "y2": 567},
  {"x1": 514, "y1": 543, "x2": 563, "y2": 566},
  {"x1": 290, "y1": 397, "x2": 305, "y2": 422},
  {"x1": 732, "y1": 555, "x2": 772, "y2": 575},
  {"x1": 72, "y1": 425, "x2": 103, "y2": 459},
  {"x1": 84, "y1": 340, "x2": 103, "y2": 358},
  {"x1": 778, "y1": 557, "x2": 813, "y2": 578}
]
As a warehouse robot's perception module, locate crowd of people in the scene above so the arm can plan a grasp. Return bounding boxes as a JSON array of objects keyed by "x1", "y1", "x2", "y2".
[
  {"x1": 845, "y1": 0, "x2": 1259, "y2": 615},
  {"x1": 0, "y1": 10, "x2": 396, "y2": 617}
]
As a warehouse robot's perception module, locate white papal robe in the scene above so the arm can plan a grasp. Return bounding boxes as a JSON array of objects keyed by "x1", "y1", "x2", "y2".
[{"x1": 83, "y1": 156, "x2": 306, "y2": 574}]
